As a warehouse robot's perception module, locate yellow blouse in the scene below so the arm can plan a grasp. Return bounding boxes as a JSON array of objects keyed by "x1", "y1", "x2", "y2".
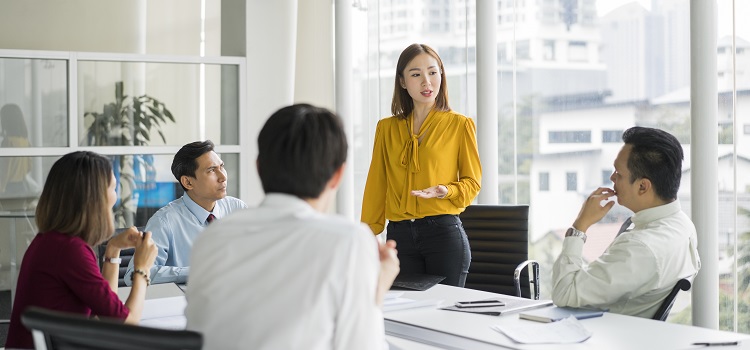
[
  {"x1": 0, "y1": 137, "x2": 31, "y2": 193},
  {"x1": 361, "y1": 109, "x2": 482, "y2": 235}
]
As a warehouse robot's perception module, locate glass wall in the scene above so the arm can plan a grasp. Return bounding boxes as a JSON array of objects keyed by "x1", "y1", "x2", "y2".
[
  {"x1": 78, "y1": 61, "x2": 240, "y2": 147},
  {"x1": 0, "y1": 52, "x2": 245, "y2": 228},
  {"x1": 351, "y1": 0, "x2": 476, "y2": 223},
  {"x1": 716, "y1": 0, "x2": 750, "y2": 334},
  {"x1": 352, "y1": 0, "x2": 750, "y2": 330},
  {"x1": 0, "y1": 58, "x2": 68, "y2": 148}
]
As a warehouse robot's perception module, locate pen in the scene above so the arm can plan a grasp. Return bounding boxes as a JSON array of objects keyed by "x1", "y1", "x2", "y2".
[
  {"x1": 456, "y1": 300, "x2": 502, "y2": 304},
  {"x1": 692, "y1": 341, "x2": 739, "y2": 347}
]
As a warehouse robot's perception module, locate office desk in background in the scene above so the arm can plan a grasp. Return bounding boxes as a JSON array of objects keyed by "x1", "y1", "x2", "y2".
[
  {"x1": 385, "y1": 285, "x2": 750, "y2": 350},
  {"x1": 0, "y1": 210, "x2": 35, "y2": 304}
]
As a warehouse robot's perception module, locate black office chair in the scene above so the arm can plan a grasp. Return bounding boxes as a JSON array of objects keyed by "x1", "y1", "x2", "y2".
[
  {"x1": 460, "y1": 205, "x2": 540, "y2": 299},
  {"x1": 21, "y1": 307, "x2": 202, "y2": 350},
  {"x1": 652, "y1": 278, "x2": 691, "y2": 321},
  {"x1": 97, "y1": 227, "x2": 144, "y2": 287}
]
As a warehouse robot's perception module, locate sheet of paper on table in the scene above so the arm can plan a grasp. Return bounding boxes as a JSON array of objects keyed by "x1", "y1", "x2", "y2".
[{"x1": 491, "y1": 316, "x2": 593, "y2": 344}]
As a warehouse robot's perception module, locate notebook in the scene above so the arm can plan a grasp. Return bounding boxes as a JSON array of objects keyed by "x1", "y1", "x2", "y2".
[
  {"x1": 519, "y1": 306, "x2": 606, "y2": 323},
  {"x1": 390, "y1": 273, "x2": 446, "y2": 291},
  {"x1": 441, "y1": 297, "x2": 552, "y2": 316}
]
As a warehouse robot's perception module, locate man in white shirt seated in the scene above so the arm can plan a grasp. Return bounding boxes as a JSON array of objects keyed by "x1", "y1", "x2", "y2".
[
  {"x1": 124, "y1": 140, "x2": 247, "y2": 285},
  {"x1": 552, "y1": 126, "x2": 701, "y2": 318},
  {"x1": 186, "y1": 104, "x2": 400, "y2": 350}
]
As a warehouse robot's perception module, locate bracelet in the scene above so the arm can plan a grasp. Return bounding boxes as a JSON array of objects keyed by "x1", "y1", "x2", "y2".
[
  {"x1": 131, "y1": 269, "x2": 151, "y2": 286},
  {"x1": 104, "y1": 257, "x2": 122, "y2": 264}
]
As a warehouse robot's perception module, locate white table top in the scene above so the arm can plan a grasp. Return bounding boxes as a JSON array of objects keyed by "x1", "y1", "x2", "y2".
[
  {"x1": 385, "y1": 285, "x2": 750, "y2": 350},
  {"x1": 118, "y1": 283, "x2": 440, "y2": 349}
]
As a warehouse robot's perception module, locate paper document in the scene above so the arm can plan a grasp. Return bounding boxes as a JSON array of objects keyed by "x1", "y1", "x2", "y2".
[
  {"x1": 139, "y1": 315, "x2": 187, "y2": 330},
  {"x1": 491, "y1": 316, "x2": 592, "y2": 344},
  {"x1": 385, "y1": 291, "x2": 405, "y2": 300},
  {"x1": 384, "y1": 298, "x2": 442, "y2": 312},
  {"x1": 138, "y1": 295, "x2": 188, "y2": 330}
]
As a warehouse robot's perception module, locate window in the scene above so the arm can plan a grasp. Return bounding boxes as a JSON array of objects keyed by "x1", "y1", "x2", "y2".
[
  {"x1": 566, "y1": 172, "x2": 577, "y2": 191},
  {"x1": 539, "y1": 172, "x2": 550, "y2": 191},
  {"x1": 516, "y1": 40, "x2": 530, "y2": 60},
  {"x1": 744, "y1": 124, "x2": 750, "y2": 135},
  {"x1": 568, "y1": 41, "x2": 588, "y2": 62},
  {"x1": 548, "y1": 130, "x2": 591, "y2": 143},
  {"x1": 602, "y1": 170, "x2": 612, "y2": 186},
  {"x1": 543, "y1": 40, "x2": 556, "y2": 60},
  {"x1": 602, "y1": 130, "x2": 623, "y2": 143},
  {"x1": 0, "y1": 58, "x2": 68, "y2": 147}
]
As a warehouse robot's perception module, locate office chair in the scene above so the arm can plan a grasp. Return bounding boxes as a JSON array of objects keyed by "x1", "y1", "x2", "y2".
[
  {"x1": 97, "y1": 227, "x2": 144, "y2": 287},
  {"x1": 652, "y1": 278, "x2": 691, "y2": 321},
  {"x1": 460, "y1": 205, "x2": 540, "y2": 299},
  {"x1": 22, "y1": 307, "x2": 203, "y2": 350}
]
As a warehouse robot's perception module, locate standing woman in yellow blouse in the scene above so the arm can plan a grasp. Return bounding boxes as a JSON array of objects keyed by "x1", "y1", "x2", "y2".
[{"x1": 361, "y1": 43, "x2": 482, "y2": 287}]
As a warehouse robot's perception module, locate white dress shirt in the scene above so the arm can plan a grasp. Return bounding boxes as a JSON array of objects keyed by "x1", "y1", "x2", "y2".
[
  {"x1": 552, "y1": 200, "x2": 701, "y2": 318},
  {"x1": 186, "y1": 193, "x2": 387, "y2": 350}
]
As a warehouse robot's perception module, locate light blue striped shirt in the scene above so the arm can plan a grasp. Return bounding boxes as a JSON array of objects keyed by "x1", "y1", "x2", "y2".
[{"x1": 124, "y1": 193, "x2": 247, "y2": 285}]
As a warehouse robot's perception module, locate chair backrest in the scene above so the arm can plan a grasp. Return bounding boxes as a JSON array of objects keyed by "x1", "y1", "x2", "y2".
[
  {"x1": 459, "y1": 205, "x2": 534, "y2": 297},
  {"x1": 21, "y1": 307, "x2": 202, "y2": 350},
  {"x1": 652, "y1": 278, "x2": 691, "y2": 321},
  {"x1": 97, "y1": 227, "x2": 144, "y2": 287}
]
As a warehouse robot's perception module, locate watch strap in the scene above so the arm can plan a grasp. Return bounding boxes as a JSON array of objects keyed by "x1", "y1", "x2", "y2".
[{"x1": 565, "y1": 227, "x2": 587, "y2": 243}]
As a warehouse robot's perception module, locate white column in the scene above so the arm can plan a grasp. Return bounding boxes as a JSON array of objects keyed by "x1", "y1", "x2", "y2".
[
  {"x1": 476, "y1": 0, "x2": 499, "y2": 204},
  {"x1": 690, "y1": 0, "x2": 719, "y2": 329},
  {"x1": 334, "y1": 0, "x2": 355, "y2": 219},
  {"x1": 245, "y1": 0, "x2": 298, "y2": 204}
]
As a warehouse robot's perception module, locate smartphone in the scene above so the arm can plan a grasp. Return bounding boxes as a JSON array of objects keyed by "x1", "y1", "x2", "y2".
[{"x1": 454, "y1": 300, "x2": 505, "y2": 308}]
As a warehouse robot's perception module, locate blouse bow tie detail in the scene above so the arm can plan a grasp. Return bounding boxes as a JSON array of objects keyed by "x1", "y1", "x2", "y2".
[{"x1": 399, "y1": 134, "x2": 421, "y2": 173}]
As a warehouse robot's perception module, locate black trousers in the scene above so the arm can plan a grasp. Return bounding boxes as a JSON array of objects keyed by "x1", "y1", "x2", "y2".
[{"x1": 387, "y1": 214, "x2": 471, "y2": 287}]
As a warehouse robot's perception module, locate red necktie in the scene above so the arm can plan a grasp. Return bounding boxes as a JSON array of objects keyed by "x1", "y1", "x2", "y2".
[{"x1": 207, "y1": 213, "x2": 216, "y2": 224}]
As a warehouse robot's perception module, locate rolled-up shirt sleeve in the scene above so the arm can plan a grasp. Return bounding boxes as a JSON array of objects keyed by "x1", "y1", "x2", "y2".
[{"x1": 552, "y1": 236, "x2": 658, "y2": 309}]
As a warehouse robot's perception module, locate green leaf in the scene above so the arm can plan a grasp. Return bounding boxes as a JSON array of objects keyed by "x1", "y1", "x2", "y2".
[{"x1": 164, "y1": 109, "x2": 175, "y2": 122}]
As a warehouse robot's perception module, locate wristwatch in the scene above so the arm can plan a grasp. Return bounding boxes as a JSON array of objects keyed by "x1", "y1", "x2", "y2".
[
  {"x1": 105, "y1": 257, "x2": 122, "y2": 264},
  {"x1": 565, "y1": 227, "x2": 587, "y2": 243}
]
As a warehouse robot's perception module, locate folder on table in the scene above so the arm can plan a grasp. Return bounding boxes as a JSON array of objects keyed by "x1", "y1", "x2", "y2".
[
  {"x1": 441, "y1": 297, "x2": 552, "y2": 316},
  {"x1": 390, "y1": 273, "x2": 446, "y2": 291}
]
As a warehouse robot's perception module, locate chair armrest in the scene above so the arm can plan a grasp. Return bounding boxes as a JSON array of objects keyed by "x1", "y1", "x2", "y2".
[{"x1": 514, "y1": 260, "x2": 540, "y2": 300}]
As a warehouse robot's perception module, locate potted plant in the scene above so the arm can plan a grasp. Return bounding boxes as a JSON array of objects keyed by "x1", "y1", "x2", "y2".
[{"x1": 84, "y1": 81, "x2": 175, "y2": 226}]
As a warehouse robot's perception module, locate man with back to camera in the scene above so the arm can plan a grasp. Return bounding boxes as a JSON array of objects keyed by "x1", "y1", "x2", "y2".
[
  {"x1": 124, "y1": 140, "x2": 247, "y2": 285},
  {"x1": 552, "y1": 126, "x2": 701, "y2": 318},
  {"x1": 185, "y1": 104, "x2": 400, "y2": 350}
]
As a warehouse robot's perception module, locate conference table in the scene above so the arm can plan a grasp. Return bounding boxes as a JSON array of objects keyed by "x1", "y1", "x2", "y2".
[
  {"x1": 124, "y1": 283, "x2": 750, "y2": 350},
  {"x1": 385, "y1": 284, "x2": 750, "y2": 349}
]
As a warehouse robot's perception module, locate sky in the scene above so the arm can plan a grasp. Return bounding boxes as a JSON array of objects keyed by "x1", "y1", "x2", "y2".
[
  {"x1": 598, "y1": 0, "x2": 750, "y2": 40},
  {"x1": 597, "y1": 0, "x2": 651, "y2": 16}
]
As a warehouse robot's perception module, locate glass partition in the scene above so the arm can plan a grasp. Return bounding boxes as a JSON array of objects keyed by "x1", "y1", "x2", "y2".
[
  {"x1": 77, "y1": 61, "x2": 240, "y2": 147},
  {"x1": 0, "y1": 58, "x2": 68, "y2": 148}
]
